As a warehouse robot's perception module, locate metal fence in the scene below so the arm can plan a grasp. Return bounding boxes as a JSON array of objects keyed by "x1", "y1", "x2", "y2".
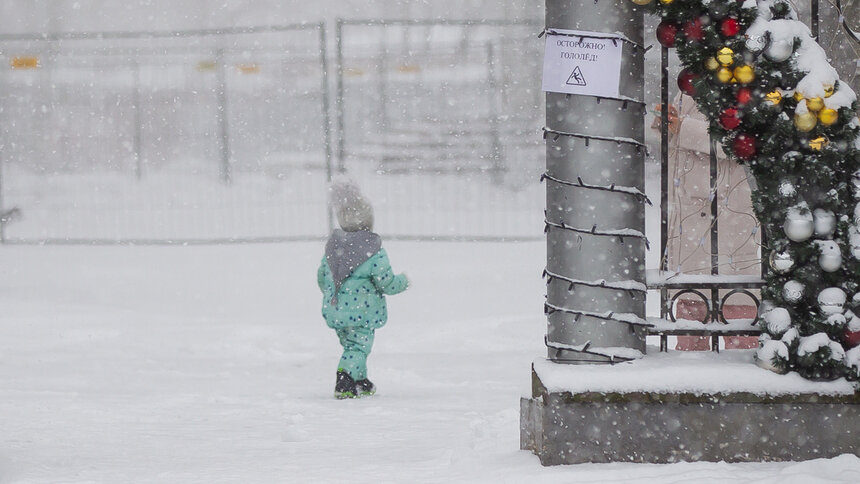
[
  {"x1": 334, "y1": 19, "x2": 544, "y2": 240},
  {"x1": 0, "y1": 18, "x2": 546, "y2": 244},
  {"x1": 0, "y1": 24, "x2": 332, "y2": 243}
]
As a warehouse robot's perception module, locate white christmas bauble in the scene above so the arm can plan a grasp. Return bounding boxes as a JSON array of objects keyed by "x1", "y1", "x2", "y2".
[
  {"x1": 745, "y1": 34, "x2": 767, "y2": 53},
  {"x1": 778, "y1": 181, "x2": 796, "y2": 198},
  {"x1": 818, "y1": 287, "x2": 846, "y2": 315},
  {"x1": 763, "y1": 307, "x2": 792, "y2": 334},
  {"x1": 816, "y1": 240, "x2": 842, "y2": 272},
  {"x1": 765, "y1": 39, "x2": 794, "y2": 62},
  {"x1": 813, "y1": 209, "x2": 836, "y2": 238},
  {"x1": 784, "y1": 205, "x2": 814, "y2": 242},
  {"x1": 755, "y1": 340, "x2": 789, "y2": 373},
  {"x1": 769, "y1": 250, "x2": 794, "y2": 273},
  {"x1": 783, "y1": 280, "x2": 805, "y2": 303}
]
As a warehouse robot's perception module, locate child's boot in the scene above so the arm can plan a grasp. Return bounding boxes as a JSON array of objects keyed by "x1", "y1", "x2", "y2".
[
  {"x1": 356, "y1": 378, "x2": 376, "y2": 397},
  {"x1": 334, "y1": 370, "x2": 357, "y2": 399}
]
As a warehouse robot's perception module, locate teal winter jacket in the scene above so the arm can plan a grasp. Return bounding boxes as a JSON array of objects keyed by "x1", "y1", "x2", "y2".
[{"x1": 318, "y1": 248, "x2": 408, "y2": 329}]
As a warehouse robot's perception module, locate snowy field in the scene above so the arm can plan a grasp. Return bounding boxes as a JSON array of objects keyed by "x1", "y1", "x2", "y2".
[{"x1": 1, "y1": 241, "x2": 859, "y2": 483}]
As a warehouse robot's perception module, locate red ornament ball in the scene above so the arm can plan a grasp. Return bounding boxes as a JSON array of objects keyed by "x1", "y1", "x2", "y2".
[
  {"x1": 719, "y1": 107, "x2": 741, "y2": 130},
  {"x1": 736, "y1": 87, "x2": 752, "y2": 105},
  {"x1": 656, "y1": 21, "x2": 679, "y2": 48},
  {"x1": 845, "y1": 328, "x2": 860, "y2": 348},
  {"x1": 677, "y1": 70, "x2": 699, "y2": 96},
  {"x1": 732, "y1": 133, "x2": 756, "y2": 160},
  {"x1": 683, "y1": 18, "x2": 704, "y2": 42},
  {"x1": 721, "y1": 17, "x2": 740, "y2": 37}
]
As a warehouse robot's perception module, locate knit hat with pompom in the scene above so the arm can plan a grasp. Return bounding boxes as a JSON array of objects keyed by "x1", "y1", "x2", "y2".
[{"x1": 329, "y1": 175, "x2": 374, "y2": 232}]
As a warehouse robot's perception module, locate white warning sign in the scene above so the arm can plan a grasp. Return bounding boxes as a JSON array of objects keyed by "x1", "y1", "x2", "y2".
[{"x1": 541, "y1": 28, "x2": 623, "y2": 97}]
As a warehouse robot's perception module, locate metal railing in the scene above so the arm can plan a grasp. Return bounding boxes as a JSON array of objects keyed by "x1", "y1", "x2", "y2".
[{"x1": 333, "y1": 18, "x2": 545, "y2": 241}]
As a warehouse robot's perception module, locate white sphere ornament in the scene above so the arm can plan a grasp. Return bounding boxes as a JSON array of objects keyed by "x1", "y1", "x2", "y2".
[
  {"x1": 765, "y1": 39, "x2": 794, "y2": 62},
  {"x1": 818, "y1": 287, "x2": 847, "y2": 315},
  {"x1": 778, "y1": 181, "x2": 797, "y2": 198},
  {"x1": 769, "y1": 250, "x2": 794, "y2": 273},
  {"x1": 763, "y1": 307, "x2": 792, "y2": 335},
  {"x1": 816, "y1": 240, "x2": 842, "y2": 272},
  {"x1": 783, "y1": 205, "x2": 815, "y2": 242},
  {"x1": 745, "y1": 34, "x2": 767, "y2": 53},
  {"x1": 783, "y1": 280, "x2": 805, "y2": 303},
  {"x1": 813, "y1": 209, "x2": 836, "y2": 238}
]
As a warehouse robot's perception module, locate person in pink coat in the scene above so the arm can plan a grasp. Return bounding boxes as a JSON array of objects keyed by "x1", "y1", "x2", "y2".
[{"x1": 656, "y1": 93, "x2": 760, "y2": 350}]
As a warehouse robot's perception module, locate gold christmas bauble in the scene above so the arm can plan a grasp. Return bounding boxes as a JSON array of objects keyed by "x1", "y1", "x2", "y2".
[
  {"x1": 809, "y1": 136, "x2": 828, "y2": 150},
  {"x1": 733, "y1": 65, "x2": 755, "y2": 84},
  {"x1": 704, "y1": 57, "x2": 720, "y2": 71},
  {"x1": 717, "y1": 47, "x2": 735, "y2": 66},
  {"x1": 818, "y1": 108, "x2": 838, "y2": 126},
  {"x1": 793, "y1": 91, "x2": 804, "y2": 102},
  {"x1": 716, "y1": 67, "x2": 734, "y2": 83},
  {"x1": 794, "y1": 112, "x2": 817, "y2": 132},
  {"x1": 806, "y1": 97, "x2": 824, "y2": 112},
  {"x1": 824, "y1": 85, "x2": 835, "y2": 98},
  {"x1": 659, "y1": 0, "x2": 674, "y2": 3},
  {"x1": 766, "y1": 90, "x2": 782, "y2": 105}
]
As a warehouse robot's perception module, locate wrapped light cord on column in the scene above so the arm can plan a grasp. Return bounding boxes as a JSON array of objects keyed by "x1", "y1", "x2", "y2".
[
  {"x1": 541, "y1": 173, "x2": 652, "y2": 206},
  {"x1": 543, "y1": 127, "x2": 649, "y2": 155}
]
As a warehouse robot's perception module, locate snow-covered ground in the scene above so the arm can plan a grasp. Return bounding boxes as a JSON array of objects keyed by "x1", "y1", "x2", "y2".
[{"x1": 1, "y1": 241, "x2": 858, "y2": 483}]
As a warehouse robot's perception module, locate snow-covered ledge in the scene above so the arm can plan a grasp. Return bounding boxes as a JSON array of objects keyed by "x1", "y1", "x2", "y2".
[{"x1": 521, "y1": 350, "x2": 860, "y2": 465}]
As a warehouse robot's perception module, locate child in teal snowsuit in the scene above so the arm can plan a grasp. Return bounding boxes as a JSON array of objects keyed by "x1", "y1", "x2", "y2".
[{"x1": 318, "y1": 178, "x2": 408, "y2": 399}]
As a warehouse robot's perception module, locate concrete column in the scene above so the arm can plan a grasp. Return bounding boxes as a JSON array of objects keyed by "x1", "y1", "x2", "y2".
[{"x1": 544, "y1": 0, "x2": 647, "y2": 363}]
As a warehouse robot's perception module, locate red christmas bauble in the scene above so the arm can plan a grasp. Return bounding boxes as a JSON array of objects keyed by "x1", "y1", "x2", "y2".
[
  {"x1": 683, "y1": 18, "x2": 704, "y2": 42},
  {"x1": 677, "y1": 70, "x2": 698, "y2": 96},
  {"x1": 732, "y1": 133, "x2": 756, "y2": 159},
  {"x1": 656, "y1": 21, "x2": 679, "y2": 48},
  {"x1": 845, "y1": 328, "x2": 860, "y2": 348},
  {"x1": 719, "y1": 107, "x2": 741, "y2": 130},
  {"x1": 721, "y1": 17, "x2": 740, "y2": 37},
  {"x1": 736, "y1": 87, "x2": 752, "y2": 105}
]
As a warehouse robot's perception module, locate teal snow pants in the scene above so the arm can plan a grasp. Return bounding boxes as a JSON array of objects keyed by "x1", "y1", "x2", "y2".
[{"x1": 336, "y1": 326, "x2": 375, "y2": 381}]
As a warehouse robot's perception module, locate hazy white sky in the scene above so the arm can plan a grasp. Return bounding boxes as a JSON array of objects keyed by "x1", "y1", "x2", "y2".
[{"x1": 0, "y1": 1, "x2": 542, "y2": 34}]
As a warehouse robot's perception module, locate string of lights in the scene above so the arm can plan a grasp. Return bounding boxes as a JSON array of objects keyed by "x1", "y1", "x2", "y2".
[
  {"x1": 542, "y1": 127, "x2": 649, "y2": 155},
  {"x1": 541, "y1": 173, "x2": 652, "y2": 206},
  {"x1": 544, "y1": 302, "x2": 654, "y2": 328},
  {"x1": 543, "y1": 268, "x2": 647, "y2": 298},
  {"x1": 544, "y1": 218, "x2": 651, "y2": 250},
  {"x1": 544, "y1": 336, "x2": 640, "y2": 364}
]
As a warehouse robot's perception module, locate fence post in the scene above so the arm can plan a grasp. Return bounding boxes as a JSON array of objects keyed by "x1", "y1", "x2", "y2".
[
  {"x1": 335, "y1": 19, "x2": 346, "y2": 173},
  {"x1": 811, "y1": 0, "x2": 820, "y2": 41},
  {"x1": 216, "y1": 48, "x2": 231, "y2": 184},
  {"x1": 660, "y1": 44, "x2": 669, "y2": 319},
  {"x1": 486, "y1": 41, "x2": 504, "y2": 184},
  {"x1": 544, "y1": 0, "x2": 647, "y2": 363},
  {"x1": 319, "y1": 22, "x2": 335, "y2": 232},
  {"x1": 377, "y1": 42, "x2": 389, "y2": 133},
  {"x1": 133, "y1": 58, "x2": 143, "y2": 180}
]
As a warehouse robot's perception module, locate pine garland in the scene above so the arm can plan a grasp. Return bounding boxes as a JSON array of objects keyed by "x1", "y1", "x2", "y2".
[{"x1": 642, "y1": 0, "x2": 860, "y2": 381}]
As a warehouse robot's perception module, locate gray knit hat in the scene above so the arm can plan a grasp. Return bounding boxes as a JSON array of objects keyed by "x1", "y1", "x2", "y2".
[{"x1": 329, "y1": 175, "x2": 374, "y2": 232}]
